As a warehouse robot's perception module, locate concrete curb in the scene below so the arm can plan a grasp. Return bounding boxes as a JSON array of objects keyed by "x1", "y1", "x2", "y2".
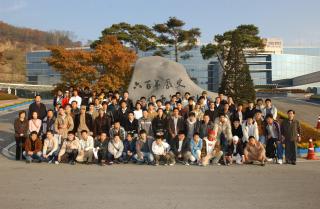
[{"x1": 1, "y1": 142, "x2": 15, "y2": 160}]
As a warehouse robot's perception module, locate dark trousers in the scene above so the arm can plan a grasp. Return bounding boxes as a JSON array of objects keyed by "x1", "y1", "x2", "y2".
[
  {"x1": 98, "y1": 149, "x2": 108, "y2": 162},
  {"x1": 285, "y1": 140, "x2": 297, "y2": 162},
  {"x1": 266, "y1": 138, "x2": 283, "y2": 159},
  {"x1": 107, "y1": 153, "x2": 122, "y2": 161},
  {"x1": 15, "y1": 136, "x2": 26, "y2": 160},
  {"x1": 266, "y1": 138, "x2": 276, "y2": 158},
  {"x1": 61, "y1": 150, "x2": 78, "y2": 163}
]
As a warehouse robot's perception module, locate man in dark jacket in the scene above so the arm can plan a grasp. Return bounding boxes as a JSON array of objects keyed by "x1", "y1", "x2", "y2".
[
  {"x1": 23, "y1": 131, "x2": 43, "y2": 163},
  {"x1": 122, "y1": 132, "x2": 136, "y2": 163},
  {"x1": 124, "y1": 112, "x2": 139, "y2": 135},
  {"x1": 94, "y1": 109, "x2": 112, "y2": 138},
  {"x1": 205, "y1": 102, "x2": 219, "y2": 122},
  {"x1": 171, "y1": 131, "x2": 192, "y2": 165},
  {"x1": 281, "y1": 110, "x2": 301, "y2": 165},
  {"x1": 198, "y1": 114, "x2": 214, "y2": 139},
  {"x1": 265, "y1": 113, "x2": 283, "y2": 164},
  {"x1": 226, "y1": 136, "x2": 245, "y2": 165},
  {"x1": 244, "y1": 101, "x2": 256, "y2": 120},
  {"x1": 120, "y1": 91, "x2": 134, "y2": 111},
  {"x1": 41, "y1": 110, "x2": 56, "y2": 139},
  {"x1": 28, "y1": 95, "x2": 47, "y2": 120},
  {"x1": 167, "y1": 108, "x2": 185, "y2": 144},
  {"x1": 115, "y1": 100, "x2": 129, "y2": 127},
  {"x1": 94, "y1": 132, "x2": 109, "y2": 166}
]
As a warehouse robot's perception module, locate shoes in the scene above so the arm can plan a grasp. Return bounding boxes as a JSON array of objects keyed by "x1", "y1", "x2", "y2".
[
  {"x1": 154, "y1": 163, "x2": 159, "y2": 166},
  {"x1": 266, "y1": 158, "x2": 273, "y2": 162},
  {"x1": 108, "y1": 161, "x2": 114, "y2": 165},
  {"x1": 169, "y1": 163, "x2": 174, "y2": 166},
  {"x1": 261, "y1": 162, "x2": 265, "y2": 166},
  {"x1": 54, "y1": 161, "x2": 59, "y2": 165},
  {"x1": 291, "y1": 161, "x2": 296, "y2": 165},
  {"x1": 277, "y1": 159, "x2": 283, "y2": 165},
  {"x1": 70, "y1": 161, "x2": 76, "y2": 165},
  {"x1": 164, "y1": 163, "x2": 168, "y2": 166},
  {"x1": 184, "y1": 162, "x2": 190, "y2": 166},
  {"x1": 26, "y1": 160, "x2": 31, "y2": 164}
]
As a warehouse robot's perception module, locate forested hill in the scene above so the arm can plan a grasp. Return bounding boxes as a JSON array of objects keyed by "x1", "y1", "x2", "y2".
[{"x1": 0, "y1": 21, "x2": 81, "y2": 83}]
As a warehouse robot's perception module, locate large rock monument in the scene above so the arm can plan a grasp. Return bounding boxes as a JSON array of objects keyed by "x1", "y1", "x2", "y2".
[{"x1": 128, "y1": 56, "x2": 217, "y2": 101}]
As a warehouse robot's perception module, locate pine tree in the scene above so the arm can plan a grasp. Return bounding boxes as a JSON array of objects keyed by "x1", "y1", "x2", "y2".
[{"x1": 201, "y1": 25, "x2": 264, "y2": 103}]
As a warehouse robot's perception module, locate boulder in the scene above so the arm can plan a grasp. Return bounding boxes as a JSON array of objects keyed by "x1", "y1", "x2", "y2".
[{"x1": 128, "y1": 56, "x2": 217, "y2": 101}]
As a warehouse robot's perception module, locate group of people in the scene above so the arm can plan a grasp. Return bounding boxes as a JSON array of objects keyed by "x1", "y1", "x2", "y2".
[{"x1": 13, "y1": 88, "x2": 301, "y2": 167}]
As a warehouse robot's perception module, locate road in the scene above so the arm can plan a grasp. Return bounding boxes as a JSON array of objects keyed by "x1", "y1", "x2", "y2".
[
  {"x1": 1, "y1": 99, "x2": 320, "y2": 209},
  {"x1": 0, "y1": 100, "x2": 51, "y2": 154},
  {"x1": 0, "y1": 156, "x2": 319, "y2": 209},
  {"x1": 272, "y1": 97, "x2": 320, "y2": 125}
]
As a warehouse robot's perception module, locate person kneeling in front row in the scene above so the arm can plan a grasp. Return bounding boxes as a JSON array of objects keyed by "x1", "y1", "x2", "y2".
[
  {"x1": 226, "y1": 136, "x2": 245, "y2": 165},
  {"x1": 171, "y1": 131, "x2": 193, "y2": 166},
  {"x1": 201, "y1": 130, "x2": 223, "y2": 166},
  {"x1": 76, "y1": 130, "x2": 94, "y2": 164},
  {"x1": 133, "y1": 130, "x2": 154, "y2": 165},
  {"x1": 42, "y1": 130, "x2": 59, "y2": 163},
  {"x1": 23, "y1": 131, "x2": 42, "y2": 163},
  {"x1": 152, "y1": 135, "x2": 175, "y2": 166},
  {"x1": 93, "y1": 132, "x2": 109, "y2": 166},
  {"x1": 107, "y1": 134, "x2": 124, "y2": 164},
  {"x1": 244, "y1": 136, "x2": 266, "y2": 166},
  {"x1": 190, "y1": 132, "x2": 203, "y2": 165},
  {"x1": 122, "y1": 132, "x2": 136, "y2": 163},
  {"x1": 58, "y1": 131, "x2": 81, "y2": 165}
]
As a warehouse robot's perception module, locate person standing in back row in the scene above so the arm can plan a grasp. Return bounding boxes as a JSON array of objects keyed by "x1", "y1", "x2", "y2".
[
  {"x1": 28, "y1": 95, "x2": 47, "y2": 120},
  {"x1": 281, "y1": 110, "x2": 301, "y2": 165}
]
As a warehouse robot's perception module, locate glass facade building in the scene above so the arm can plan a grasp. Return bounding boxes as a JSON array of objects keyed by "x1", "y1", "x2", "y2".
[
  {"x1": 26, "y1": 45, "x2": 320, "y2": 90},
  {"x1": 26, "y1": 50, "x2": 61, "y2": 85}
]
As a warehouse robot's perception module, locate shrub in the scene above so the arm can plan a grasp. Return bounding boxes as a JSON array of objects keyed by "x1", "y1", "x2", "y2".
[{"x1": 0, "y1": 92, "x2": 18, "y2": 100}]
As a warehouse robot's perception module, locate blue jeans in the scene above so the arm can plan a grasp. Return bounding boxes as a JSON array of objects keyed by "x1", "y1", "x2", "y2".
[
  {"x1": 133, "y1": 152, "x2": 154, "y2": 163},
  {"x1": 41, "y1": 150, "x2": 59, "y2": 162},
  {"x1": 23, "y1": 151, "x2": 42, "y2": 162},
  {"x1": 276, "y1": 142, "x2": 283, "y2": 160},
  {"x1": 259, "y1": 136, "x2": 266, "y2": 145}
]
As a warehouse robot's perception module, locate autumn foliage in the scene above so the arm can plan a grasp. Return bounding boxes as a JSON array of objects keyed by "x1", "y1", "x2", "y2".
[{"x1": 47, "y1": 36, "x2": 137, "y2": 91}]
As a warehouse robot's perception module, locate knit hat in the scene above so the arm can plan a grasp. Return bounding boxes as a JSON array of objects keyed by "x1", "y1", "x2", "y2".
[
  {"x1": 232, "y1": 136, "x2": 239, "y2": 142},
  {"x1": 208, "y1": 129, "x2": 215, "y2": 136}
]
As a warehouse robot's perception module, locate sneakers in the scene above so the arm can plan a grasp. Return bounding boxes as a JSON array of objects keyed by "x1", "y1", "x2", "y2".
[
  {"x1": 266, "y1": 158, "x2": 273, "y2": 162},
  {"x1": 184, "y1": 162, "x2": 190, "y2": 166},
  {"x1": 277, "y1": 159, "x2": 283, "y2": 165},
  {"x1": 154, "y1": 163, "x2": 159, "y2": 166},
  {"x1": 54, "y1": 161, "x2": 59, "y2": 165}
]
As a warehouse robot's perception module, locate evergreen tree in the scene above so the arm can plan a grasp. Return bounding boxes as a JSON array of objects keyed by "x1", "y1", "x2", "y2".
[{"x1": 201, "y1": 25, "x2": 264, "y2": 103}]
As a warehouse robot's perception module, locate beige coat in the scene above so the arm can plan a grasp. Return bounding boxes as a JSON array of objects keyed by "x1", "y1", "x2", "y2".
[
  {"x1": 55, "y1": 114, "x2": 74, "y2": 139},
  {"x1": 213, "y1": 118, "x2": 233, "y2": 143},
  {"x1": 58, "y1": 137, "x2": 81, "y2": 158},
  {"x1": 244, "y1": 141, "x2": 266, "y2": 162}
]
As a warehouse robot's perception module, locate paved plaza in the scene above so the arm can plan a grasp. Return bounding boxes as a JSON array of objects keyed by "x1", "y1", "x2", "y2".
[
  {"x1": 0, "y1": 100, "x2": 320, "y2": 209},
  {"x1": 0, "y1": 155, "x2": 320, "y2": 209}
]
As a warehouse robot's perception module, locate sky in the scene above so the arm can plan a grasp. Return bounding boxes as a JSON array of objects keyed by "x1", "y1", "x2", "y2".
[{"x1": 0, "y1": 0, "x2": 320, "y2": 46}]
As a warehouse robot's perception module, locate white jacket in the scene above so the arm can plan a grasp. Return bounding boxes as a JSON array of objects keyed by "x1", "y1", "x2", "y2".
[
  {"x1": 79, "y1": 136, "x2": 94, "y2": 151},
  {"x1": 152, "y1": 141, "x2": 170, "y2": 155},
  {"x1": 242, "y1": 121, "x2": 259, "y2": 143}
]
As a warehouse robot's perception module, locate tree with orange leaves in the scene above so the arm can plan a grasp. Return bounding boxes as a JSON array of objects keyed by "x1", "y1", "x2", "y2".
[
  {"x1": 93, "y1": 36, "x2": 137, "y2": 91},
  {"x1": 47, "y1": 35, "x2": 136, "y2": 91}
]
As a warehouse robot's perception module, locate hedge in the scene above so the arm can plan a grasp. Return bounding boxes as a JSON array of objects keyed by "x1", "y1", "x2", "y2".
[
  {"x1": 277, "y1": 111, "x2": 320, "y2": 147},
  {"x1": 0, "y1": 92, "x2": 18, "y2": 100}
]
